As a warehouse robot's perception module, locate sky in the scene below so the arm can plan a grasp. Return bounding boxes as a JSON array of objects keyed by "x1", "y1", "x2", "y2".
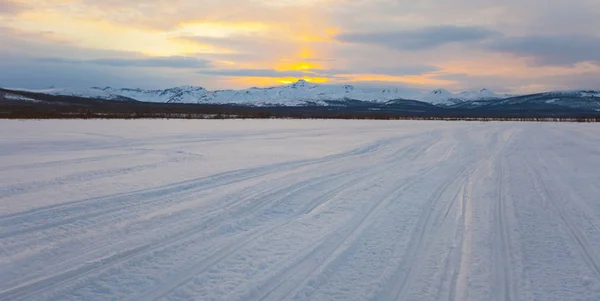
[{"x1": 0, "y1": 0, "x2": 599, "y2": 93}]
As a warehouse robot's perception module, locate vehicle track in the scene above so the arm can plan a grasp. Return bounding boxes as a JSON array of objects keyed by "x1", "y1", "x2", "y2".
[
  {"x1": 525, "y1": 158, "x2": 600, "y2": 279},
  {"x1": 5, "y1": 122, "x2": 600, "y2": 301},
  {"x1": 0, "y1": 131, "x2": 423, "y2": 223},
  {"x1": 250, "y1": 131, "x2": 465, "y2": 301},
  {"x1": 493, "y1": 156, "x2": 518, "y2": 301},
  {"x1": 0, "y1": 168, "x2": 367, "y2": 300},
  {"x1": 138, "y1": 131, "x2": 446, "y2": 301},
  {"x1": 0, "y1": 131, "x2": 441, "y2": 301},
  {"x1": 378, "y1": 128, "x2": 516, "y2": 301},
  {"x1": 0, "y1": 132, "x2": 434, "y2": 245}
]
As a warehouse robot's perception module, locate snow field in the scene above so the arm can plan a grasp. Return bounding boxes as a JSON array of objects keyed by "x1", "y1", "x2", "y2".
[{"x1": 1, "y1": 120, "x2": 600, "y2": 301}]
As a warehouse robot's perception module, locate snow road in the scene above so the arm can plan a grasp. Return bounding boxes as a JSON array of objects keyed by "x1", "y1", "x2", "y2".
[{"x1": 1, "y1": 120, "x2": 600, "y2": 301}]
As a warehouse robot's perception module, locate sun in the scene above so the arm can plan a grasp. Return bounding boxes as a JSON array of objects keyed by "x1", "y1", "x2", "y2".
[{"x1": 276, "y1": 77, "x2": 329, "y2": 84}]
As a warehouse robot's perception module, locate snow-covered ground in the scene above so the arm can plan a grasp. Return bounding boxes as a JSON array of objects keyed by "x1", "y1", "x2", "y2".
[{"x1": 1, "y1": 120, "x2": 600, "y2": 301}]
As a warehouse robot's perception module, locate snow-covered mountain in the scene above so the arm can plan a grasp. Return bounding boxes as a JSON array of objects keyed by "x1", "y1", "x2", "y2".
[
  {"x1": 12, "y1": 80, "x2": 513, "y2": 106},
  {"x1": 458, "y1": 88, "x2": 513, "y2": 101},
  {"x1": 18, "y1": 87, "x2": 125, "y2": 101},
  {"x1": 486, "y1": 90, "x2": 600, "y2": 111},
  {"x1": 93, "y1": 86, "x2": 209, "y2": 103}
]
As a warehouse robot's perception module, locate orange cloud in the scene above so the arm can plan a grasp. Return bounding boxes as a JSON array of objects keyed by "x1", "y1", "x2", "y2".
[
  {"x1": 276, "y1": 61, "x2": 323, "y2": 72},
  {"x1": 228, "y1": 76, "x2": 329, "y2": 87}
]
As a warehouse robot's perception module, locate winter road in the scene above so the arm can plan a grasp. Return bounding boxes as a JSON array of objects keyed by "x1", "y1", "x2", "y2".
[{"x1": 1, "y1": 120, "x2": 600, "y2": 301}]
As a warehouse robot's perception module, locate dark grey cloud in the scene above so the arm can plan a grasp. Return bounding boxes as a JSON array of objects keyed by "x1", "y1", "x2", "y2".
[
  {"x1": 486, "y1": 35, "x2": 600, "y2": 66},
  {"x1": 0, "y1": 31, "x2": 208, "y2": 88},
  {"x1": 38, "y1": 56, "x2": 212, "y2": 69},
  {"x1": 0, "y1": 58, "x2": 190, "y2": 89},
  {"x1": 337, "y1": 26, "x2": 501, "y2": 50},
  {"x1": 0, "y1": 0, "x2": 24, "y2": 14}
]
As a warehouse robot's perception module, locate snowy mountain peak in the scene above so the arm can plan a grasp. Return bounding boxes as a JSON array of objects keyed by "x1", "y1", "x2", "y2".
[
  {"x1": 10, "y1": 83, "x2": 513, "y2": 107},
  {"x1": 343, "y1": 85, "x2": 355, "y2": 92},
  {"x1": 430, "y1": 89, "x2": 451, "y2": 95},
  {"x1": 457, "y1": 88, "x2": 508, "y2": 101},
  {"x1": 418, "y1": 89, "x2": 461, "y2": 105},
  {"x1": 289, "y1": 79, "x2": 314, "y2": 89},
  {"x1": 164, "y1": 85, "x2": 207, "y2": 92}
]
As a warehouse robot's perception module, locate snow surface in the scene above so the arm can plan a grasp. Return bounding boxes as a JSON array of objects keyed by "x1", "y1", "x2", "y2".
[
  {"x1": 457, "y1": 88, "x2": 512, "y2": 101},
  {"x1": 12, "y1": 87, "x2": 127, "y2": 101},
  {"x1": 1, "y1": 93, "x2": 38, "y2": 102},
  {"x1": 2, "y1": 120, "x2": 600, "y2": 301},
  {"x1": 547, "y1": 90, "x2": 600, "y2": 98},
  {"x1": 11, "y1": 81, "x2": 509, "y2": 106}
]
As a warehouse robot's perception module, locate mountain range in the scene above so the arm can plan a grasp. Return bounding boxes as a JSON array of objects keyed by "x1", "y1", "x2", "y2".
[
  {"x1": 10, "y1": 80, "x2": 515, "y2": 106},
  {"x1": 3, "y1": 80, "x2": 600, "y2": 118}
]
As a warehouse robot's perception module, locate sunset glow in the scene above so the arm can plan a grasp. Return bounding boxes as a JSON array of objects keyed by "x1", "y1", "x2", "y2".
[{"x1": 1, "y1": 0, "x2": 599, "y2": 92}]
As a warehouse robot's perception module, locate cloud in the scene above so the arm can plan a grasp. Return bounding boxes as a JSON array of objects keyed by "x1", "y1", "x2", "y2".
[
  {"x1": 177, "y1": 35, "x2": 297, "y2": 60},
  {"x1": 435, "y1": 70, "x2": 600, "y2": 94},
  {"x1": 38, "y1": 56, "x2": 213, "y2": 69},
  {"x1": 198, "y1": 64, "x2": 439, "y2": 79},
  {"x1": 64, "y1": 0, "x2": 335, "y2": 32},
  {"x1": 197, "y1": 69, "x2": 316, "y2": 78},
  {"x1": 0, "y1": 57, "x2": 192, "y2": 89},
  {"x1": 345, "y1": 65, "x2": 441, "y2": 76},
  {"x1": 337, "y1": 26, "x2": 501, "y2": 50},
  {"x1": 0, "y1": 0, "x2": 23, "y2": 14},
  {"x1": 486, "y1": 35, "x2": 600, "y2": 66},
  {"x1": 2, "y1": 0, "x2": 600, "y2": 92}
]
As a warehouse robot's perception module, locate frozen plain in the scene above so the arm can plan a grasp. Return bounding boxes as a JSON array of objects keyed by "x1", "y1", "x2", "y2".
[{"x1": 1, "y1": 119, "x2": 600, "y2": 301}]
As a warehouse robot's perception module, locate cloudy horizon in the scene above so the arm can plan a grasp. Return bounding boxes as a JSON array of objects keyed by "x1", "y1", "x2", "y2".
[{"x1": 1, "y1": 0, "x2": 599, "y2": 93}]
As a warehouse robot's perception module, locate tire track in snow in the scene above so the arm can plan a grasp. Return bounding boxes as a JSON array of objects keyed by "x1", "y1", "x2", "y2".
[
  {"x1": 382, "y1": 161, "x2": 481, "y2": 301},
  {"x1": 379, "y1": 131, "x2": 492, "y2": 301},
  {"x1": 0, "y1": 151, "x2": 145, "y2": 172},
  {"x1": 0, "y1": 134, "x2": 393, "y2": 237},
  {"x1": 0, "y1": 169, "x2": 362, "y2": 301},
  {"x1": 423, "y1": 128, "x2": 506, "y2": 301},
  {"x1": 435, "y1": 177, "x2": 470, "y2": 301},
  {"x1": 0, "y1": 172, "x2": 348, "y2": 301},
  {"x1": 492, "y1": 156, "x2": 518, "y2": 301},
  {"x1": 1, "y1": 133, "x2": 429, "y2": 271},
  {"x1": 378, "y1": 127, "x2": 516, "y2": 301},
  {"x1": 298, "y1": 130, "x2": 477, "y2": 301},
  {"x1": 6, "y1": 122, "x2": 600, "y2": 301},
  {"x1": 0, "y1": 131, "x2": 417, "y2": 223},
  {"x1": 0, "y1": 158, "x2": 178, "y2": 200},
  {"x1": 254, "y1": 169, "x2": 440, "y2": 301},
  {"x1": 525, "y1": 158, "x2": 600, "y2": 279},
  {"x1": 138, "y1": 132, "x2": 445, "y2": 301},
  {"x1": 0, "y1": 132, "x2": 431, "y2": 245},
  {"x1": 0, "y1": 132, "x2": 438, "y2": 301},
  {"x1": 247, "y1": 131, "x2": 455, "y2": 301}
]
